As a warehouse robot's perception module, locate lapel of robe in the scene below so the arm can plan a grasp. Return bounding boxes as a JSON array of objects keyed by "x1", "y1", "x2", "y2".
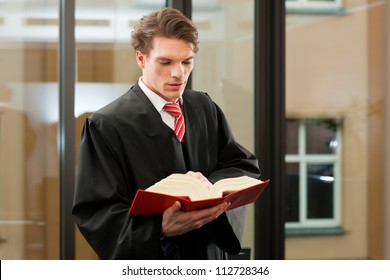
[
  {"x1": 180, "y1": 90, "x2": 203, "y2": 172},
  {"x1": 179, "y1": 100, "x2": 191, "y2": 171}
]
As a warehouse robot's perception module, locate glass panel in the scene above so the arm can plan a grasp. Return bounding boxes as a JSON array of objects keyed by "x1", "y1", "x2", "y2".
[
  {"x1": 306, "y1": 164, "x2": 334, "y2": 219},
  {"x1": 192, "y1": 0, "x2": 255, "y2": 255},
  {"x1": 0, "y1": 0, "x2": 59, "y2": 259},
  {"x1": 286, "y1": 163, "x2": 300, "y2": 222},
  {"x1": 305, "y1": 119, "x2": 337, "y2": 154},
  {"x1": 286, "y1": 119, "x2": 299, "y2": 154},
  {"x1": 193, "y1": 0, "x2": 255, "y2": 155}
]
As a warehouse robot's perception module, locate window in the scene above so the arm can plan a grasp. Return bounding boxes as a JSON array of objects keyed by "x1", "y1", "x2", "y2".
[
  {"x1": 285, "y1": 118, "x2": 342, "y2": 231},
  {"x1": 286, "y1": 0, "x2": 343, "y2": 13}
]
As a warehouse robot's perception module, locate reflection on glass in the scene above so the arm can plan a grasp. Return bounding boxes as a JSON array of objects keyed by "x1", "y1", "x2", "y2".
[
  {"x1": 192, "y1": 0, "x2": 254, "y2": 150},
  {"x1": 305, "y1": 119, "x2": 338, "y2": 155},
  {"x1": 0, "y1": 0, "x2": 59, "y2": 259},
  {"x1": 306, "y1": 163, "x2": 334, "y2": 219}
]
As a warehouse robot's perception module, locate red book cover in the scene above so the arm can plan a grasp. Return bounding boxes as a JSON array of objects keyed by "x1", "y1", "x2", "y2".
[{"x1": 129, "y1": 179, "x2": 269, "y2": 215}]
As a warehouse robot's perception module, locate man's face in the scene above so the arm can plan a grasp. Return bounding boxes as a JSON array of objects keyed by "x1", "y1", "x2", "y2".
[{"x1": 136, "y1": 36, "x2": 195, "y2": 102}]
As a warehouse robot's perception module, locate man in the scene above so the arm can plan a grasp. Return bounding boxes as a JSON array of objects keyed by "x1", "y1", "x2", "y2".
[{"x1": 72, "y1": 7, "x2": 260, "y2": 260}]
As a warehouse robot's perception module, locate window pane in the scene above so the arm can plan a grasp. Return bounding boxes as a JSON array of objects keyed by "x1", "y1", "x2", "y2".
[
  {"x1": 0, "y1": 0, "x2": 59, "y2": 259},
  {"x1": 307, "y1": 164, "x2": 334, "y2": 219},
  {"x1": 305, "y1": 119, "x2": 338, "y2": 154},
  {"x1": 286, "y1": 119, "x2": 299, "y2": 154},
  {"x1": 193, "y1": 0, "x2": 254, "y2": 151},
  {"x1": 286, "y1": 163, "x2": 300, "y2": 222}
]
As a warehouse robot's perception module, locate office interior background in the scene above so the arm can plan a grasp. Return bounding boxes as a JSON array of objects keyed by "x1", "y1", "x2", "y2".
[{"x1": 0, "y1": 0, "x2": 389, "y2": 260}]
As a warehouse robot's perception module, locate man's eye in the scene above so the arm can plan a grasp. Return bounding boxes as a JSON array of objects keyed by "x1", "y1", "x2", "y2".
[
  {"x1": 160, "y1": 61, "x2": 170, "y2": 65},
  {"x1": 183, "y1": 60, "x2": 192, "y2": 65}
]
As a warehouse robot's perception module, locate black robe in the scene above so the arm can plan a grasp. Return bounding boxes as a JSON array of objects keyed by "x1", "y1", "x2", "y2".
[{"x1": 72, "y1": 82, "x2": 261, "y2": 260}]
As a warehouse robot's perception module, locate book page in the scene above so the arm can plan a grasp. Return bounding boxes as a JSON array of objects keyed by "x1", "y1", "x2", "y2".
[
  {"x1": 146, "y1": 173, "x2": 211, "y2": 200},
  {"x1": 210, "y1": 176, "x2": 263, "y2": 197}
]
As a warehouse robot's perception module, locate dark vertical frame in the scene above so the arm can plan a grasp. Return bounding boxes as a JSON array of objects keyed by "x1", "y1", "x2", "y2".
[
  {"x1": 254, "y1": 0, "x2": 286, "y2": 259},
  {"x1": 59, "y1": 0, "x2": 75, "y2": 260},
  {"x1": 166, "y1": 0, "x2": 192, "y2": 18}
]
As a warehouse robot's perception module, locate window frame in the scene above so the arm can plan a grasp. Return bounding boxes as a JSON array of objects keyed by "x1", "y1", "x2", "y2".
[{"x1": 285, "y1": 118, "x2": 342, "y2": 229}]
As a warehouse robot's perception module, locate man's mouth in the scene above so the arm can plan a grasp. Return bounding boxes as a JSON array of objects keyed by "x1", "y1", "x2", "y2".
[{"x1": 167, "y1": 82, "x2": 186, "y2": 90}]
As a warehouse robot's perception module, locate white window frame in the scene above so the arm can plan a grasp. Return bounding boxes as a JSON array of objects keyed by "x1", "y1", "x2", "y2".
[
  {"x1": 285, "y1": 119, "x2": 342, "y2": 229},
  {"x1": 286, "y1": 0, "x2": 343, "y2": 11}
]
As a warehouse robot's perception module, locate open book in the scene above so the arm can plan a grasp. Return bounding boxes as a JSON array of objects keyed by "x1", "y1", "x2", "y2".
[{"x1": 129, "y1": 173, "x2": 269, "y2": 215}]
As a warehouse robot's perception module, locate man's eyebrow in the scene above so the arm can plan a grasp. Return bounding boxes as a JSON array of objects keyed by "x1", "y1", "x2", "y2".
[{"x1": 156, "y1": 56, "x2": 194, "y2": 61}]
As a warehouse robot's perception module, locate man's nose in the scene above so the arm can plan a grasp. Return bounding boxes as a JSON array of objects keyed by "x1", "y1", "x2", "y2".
[{"x1": 171, "y1": 64, "x2": 184, "y2": 78}]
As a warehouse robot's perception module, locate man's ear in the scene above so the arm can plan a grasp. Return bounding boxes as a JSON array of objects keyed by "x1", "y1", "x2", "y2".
[{"x1": 135, "y1": 50, "x2": 145, "y2": 69}]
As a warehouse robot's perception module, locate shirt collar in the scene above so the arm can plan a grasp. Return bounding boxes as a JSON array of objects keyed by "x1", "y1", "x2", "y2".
[
  {"x1": 138, "y1": 78, "x2": 166, "y2": 112},
  {"x1": 138, "y1": 78, "x2": 183, "y2": 112}
]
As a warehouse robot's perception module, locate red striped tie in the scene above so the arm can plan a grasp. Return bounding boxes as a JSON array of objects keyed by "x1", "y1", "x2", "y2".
[{"x1": 164, "y1": 101, "x2": 185, "y2": 142}]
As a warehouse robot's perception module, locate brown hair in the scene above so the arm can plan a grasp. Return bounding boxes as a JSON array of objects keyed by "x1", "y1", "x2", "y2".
[{"x1": 130, "y1": 8, "x2": 199, "y2": 55}]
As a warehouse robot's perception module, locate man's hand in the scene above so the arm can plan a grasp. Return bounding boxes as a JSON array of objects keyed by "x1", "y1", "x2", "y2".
[
  {"x1": 161, "y1": 201, "x2": 231, "y2": 237},
  {"x1": 185, "y1": 171, "x2": 213, "y2": 190}
]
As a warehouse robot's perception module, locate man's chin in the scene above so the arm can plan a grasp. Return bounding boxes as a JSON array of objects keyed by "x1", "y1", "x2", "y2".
[{"x1": 165, "y1": 90, "x2": 184, "y2": 100}]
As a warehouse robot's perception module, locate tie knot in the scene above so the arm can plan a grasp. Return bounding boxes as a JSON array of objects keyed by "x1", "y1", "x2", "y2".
[{"x1": 164, "y1": 102, "x2": 182, "y2": 118}]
